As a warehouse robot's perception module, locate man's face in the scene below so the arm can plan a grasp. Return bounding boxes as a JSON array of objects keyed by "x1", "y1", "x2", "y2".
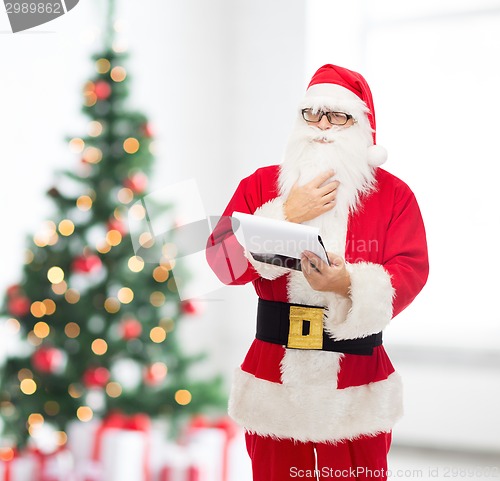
[
  {"x1": 300, "y1": 108, "x2": 357, "y2": 144},
  {"x1": 310, "y1": 115, "x2": 355, "y2": 143}
]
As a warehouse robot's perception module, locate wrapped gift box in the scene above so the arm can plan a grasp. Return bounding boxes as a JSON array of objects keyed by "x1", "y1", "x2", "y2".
[
  {"x1": 181, "y1": 416, "x2": 240, "y2": 481},
  {"x1": 158, "y1": 442, "x2": 203, "y2": 481},
  {"x1": 0, "y1": 453, "x2": 37, "y2": 481},
  {"x1": 67, "y1": 412, "x2": 151, "y2": 481},
  {"x1": 30, "y1": 448, "x2": 74, "y2": 481},
  {"x1": 100, "y1": 427, "x2": 148, "y2": 481}
]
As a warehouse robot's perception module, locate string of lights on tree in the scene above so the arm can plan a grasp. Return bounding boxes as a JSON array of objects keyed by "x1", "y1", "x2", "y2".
[{"x1": 0, "y1": 0, "x2": 225, "y2": 455}]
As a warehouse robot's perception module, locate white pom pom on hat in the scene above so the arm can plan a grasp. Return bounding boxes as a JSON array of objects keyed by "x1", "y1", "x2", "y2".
[
  {"x1": 306, "y1": 64, "x2": 388, "y2": 167},
  {"x1": 367, "y1": 144, "x2": 388, "y2": 167}
]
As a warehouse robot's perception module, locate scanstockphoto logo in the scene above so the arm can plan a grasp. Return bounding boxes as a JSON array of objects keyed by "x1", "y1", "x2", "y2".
[{"x1": 3, "y1": 0, "x2": 79, "y2": 33}]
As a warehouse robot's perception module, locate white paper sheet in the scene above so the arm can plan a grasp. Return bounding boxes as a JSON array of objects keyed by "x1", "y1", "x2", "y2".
[{"x1": 232, "y1": 212, "x2": 329, "y2": 270}]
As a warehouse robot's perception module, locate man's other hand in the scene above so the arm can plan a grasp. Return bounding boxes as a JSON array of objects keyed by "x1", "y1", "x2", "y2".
[
  {"x1": 283, "y1": 170, "x2": 339, "y2": 224},
  {"x1": 301, "y1": 250, "x2": 351, "y2": 298}
]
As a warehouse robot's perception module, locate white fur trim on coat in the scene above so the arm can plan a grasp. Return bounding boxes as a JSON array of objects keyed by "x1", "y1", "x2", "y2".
[
  {"x1": 244, "y1": 249, "x2": 289, "y2": 281},
  {"x1": 241, "y1": 197, "x2": 290, "y2": 280},
  {"x1": 324, "y1": 262, "x2": 395, "y2": 340},
  {"x1": 254, "y1": 197, "x2": 286, "y2": 221},
  {"x1": 229, "y1": 368, "x2": 403, "y2": 443}
]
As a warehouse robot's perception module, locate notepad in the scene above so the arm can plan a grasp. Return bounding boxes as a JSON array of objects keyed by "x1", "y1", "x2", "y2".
[{"x1": 232, "y1": 211, "x2": 329, "y2": 271}]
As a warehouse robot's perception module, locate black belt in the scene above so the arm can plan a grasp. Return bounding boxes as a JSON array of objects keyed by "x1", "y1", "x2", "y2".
[{"x1": 256, "y1": 298, "x2": 382, "y2": 356}]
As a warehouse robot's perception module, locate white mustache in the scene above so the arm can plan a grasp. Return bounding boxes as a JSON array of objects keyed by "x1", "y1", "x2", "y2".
[
  {"x1": 312, "y1": 136, "x2": 334, "y2": 144},
  {"x1": 305, "y1": 126, "x2": 343, "y2": 144}
]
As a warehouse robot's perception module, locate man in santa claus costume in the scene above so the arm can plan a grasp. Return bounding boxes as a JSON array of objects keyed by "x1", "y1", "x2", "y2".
[{"x1": 206, "y1": 64, "x2": 429, "y2": 481}]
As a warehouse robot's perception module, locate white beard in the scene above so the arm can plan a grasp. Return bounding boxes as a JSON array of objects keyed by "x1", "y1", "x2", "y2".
[{"x1": 279, "y1": 116, "x2": 376, "y2": 223}]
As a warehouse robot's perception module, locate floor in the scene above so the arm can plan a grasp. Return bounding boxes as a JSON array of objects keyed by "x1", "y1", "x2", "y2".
[{"x1": 388, "y1": 445, "x2": 500, "y2": 481}]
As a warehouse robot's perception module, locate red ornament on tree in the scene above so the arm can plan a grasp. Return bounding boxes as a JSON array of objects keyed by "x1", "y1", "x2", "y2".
[
  {"x1": 180, "y1": 300, "x2": 202, "y2": 316},
  {"x1": 32, "y1": 347, "x2": 66, "y2": 374},
  {"x1": 83, "y1": 366, "x2": 110, "y2": 388},
  {"x1": 120, "y1": 318, "x2": 142, "y2": 340},
  {"x1": 94, "y1": 80, "x2": 112, "y2": 100},
  {"x1": 6, "y1": 284, "x2": 21, "y2": 298},
  {"x1": 143, "y1": 363, "x2": 167, "y2": 386},
  {"x1": 140, "y1": 122, "x2": 154, "y2": 138},
  {"x1": 107, "y1": 218, "x2": 127, "y2": 236},
  {"x1": 8, "y1": 296, "x2": 31, "y2": 317},
  {"x1": 72, "y1": 254, "x2": 102, "y2": 274},
  {"x1": 123, "y1": 172, "x2": 148, "y2": 194}
]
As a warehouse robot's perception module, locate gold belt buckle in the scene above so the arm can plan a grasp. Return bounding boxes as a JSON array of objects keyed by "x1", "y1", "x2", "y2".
[{"x1": 287, "y1": 306, "x2": 324, "y2": 350}]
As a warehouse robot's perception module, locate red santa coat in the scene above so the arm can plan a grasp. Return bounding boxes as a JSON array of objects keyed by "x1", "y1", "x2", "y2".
[{"x1": 207, "y1": 164, "x2": 428, "y2": 443}]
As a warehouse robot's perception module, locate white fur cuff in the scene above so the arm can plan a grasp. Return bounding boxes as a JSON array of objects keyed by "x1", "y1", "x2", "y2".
[
  {"x1": 244, "y1": 249, "x2": 289, "y2": 280},
  {"x1": 241, "y1": 197, "x2": 289, "y2": 280},
  {"x1": 324, "y1": 262, "x2": 395, "y2": 340},
  {"x1": 253, "y1": 197, "x2": 286, "y2": 221}
]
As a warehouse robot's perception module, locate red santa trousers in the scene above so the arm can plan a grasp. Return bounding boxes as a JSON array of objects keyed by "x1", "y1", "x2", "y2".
[{"x1": 245, "y1": 431, "x2": 392, "y2": 481}]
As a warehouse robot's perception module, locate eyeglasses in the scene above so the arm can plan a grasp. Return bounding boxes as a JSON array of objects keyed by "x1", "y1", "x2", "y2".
[{"x1": 301, "y1": 109, "x2": 354, "y2": 126}]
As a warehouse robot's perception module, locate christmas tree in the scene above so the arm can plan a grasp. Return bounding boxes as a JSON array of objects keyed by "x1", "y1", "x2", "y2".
[{"x1": 0, "y1": 0, "x2": 225, "y2": 450}]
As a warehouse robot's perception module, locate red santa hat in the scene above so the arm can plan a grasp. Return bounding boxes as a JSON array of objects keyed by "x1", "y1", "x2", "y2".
[{"x1": 302, "y1": 64, "x2": 387, "y2": 167}]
